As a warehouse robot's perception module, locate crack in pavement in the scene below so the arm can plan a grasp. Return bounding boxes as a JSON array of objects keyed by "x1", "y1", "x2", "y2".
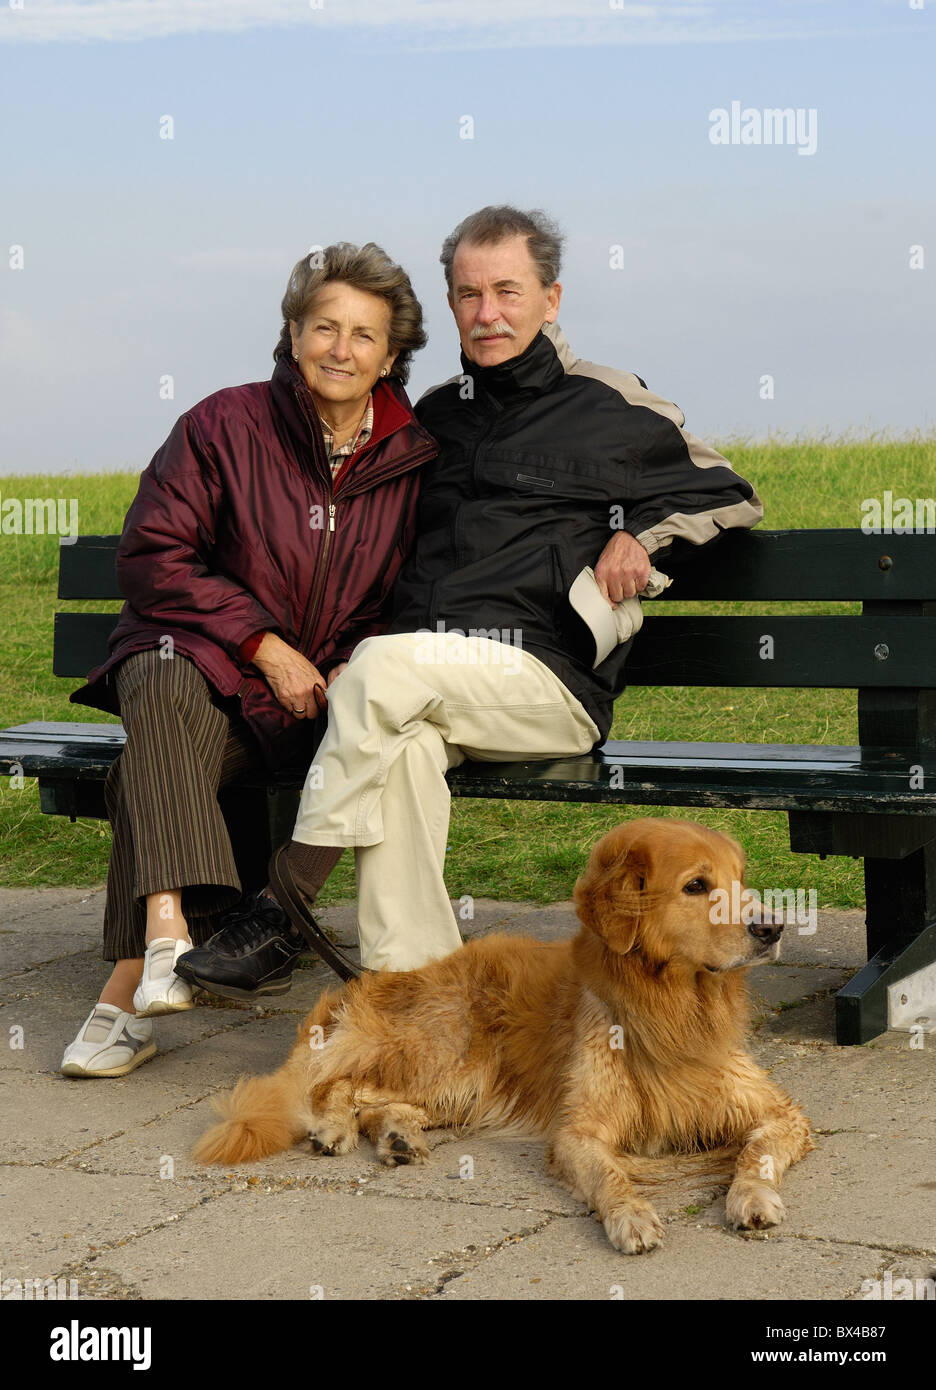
[{"x1": 407, "y1": 1213, "x2": 559, "y2": 1298}]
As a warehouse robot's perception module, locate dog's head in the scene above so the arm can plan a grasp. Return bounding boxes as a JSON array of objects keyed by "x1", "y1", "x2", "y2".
[{"x1": 573, "y1": 818, "x2": 783, "y2": 974}]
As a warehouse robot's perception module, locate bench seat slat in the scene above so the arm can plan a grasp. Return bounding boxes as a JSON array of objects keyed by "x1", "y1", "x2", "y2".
[{"x1": 4, "y1": 723, "x2": 934, "y2": 815}]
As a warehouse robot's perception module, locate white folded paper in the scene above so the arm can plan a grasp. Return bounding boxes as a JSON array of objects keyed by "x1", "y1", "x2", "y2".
[{"x1": 568, "y1": 565, "x2": 672, "y2": 668}]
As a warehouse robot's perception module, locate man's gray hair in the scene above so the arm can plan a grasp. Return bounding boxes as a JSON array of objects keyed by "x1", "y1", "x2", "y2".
[{"x1": 440, "y1": 206, "x2": 564, "y2": 293}]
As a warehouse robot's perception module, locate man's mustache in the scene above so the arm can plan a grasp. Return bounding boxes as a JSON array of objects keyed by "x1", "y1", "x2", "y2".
[{"x1": 470, "y1": 323, "x2": 516, "y2": 340}]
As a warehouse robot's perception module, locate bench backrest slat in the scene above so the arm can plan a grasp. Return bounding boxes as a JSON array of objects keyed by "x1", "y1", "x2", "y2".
[
  {"x1": 626, "y1": 615, "x2": 936, "y2": 688},
  {"x1": 666, "y1": 528, "x2": 936, "y2": 600},
  {"x1": 58, "y1": 530, "x2": 936, "y2": 602},
  {"x1": 54, "y1": 532, "x2": 936, "y2": 689},
  {"x1": 58, "y1": 537, "x2": 123, "y2": 600}
]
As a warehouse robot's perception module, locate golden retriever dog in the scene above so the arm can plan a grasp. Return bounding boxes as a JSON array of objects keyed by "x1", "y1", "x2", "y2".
[{"x1": 194, "y1": 818, "x2": 812, "y2": 1253}]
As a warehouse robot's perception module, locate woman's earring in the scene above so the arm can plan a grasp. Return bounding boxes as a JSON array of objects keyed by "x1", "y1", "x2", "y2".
[
  {"x1": 380, "y1": 368, "x2": 388, "y2": 377},
  {"x1": 293, "y1": 352, "x2": 299, "y2": 361}
]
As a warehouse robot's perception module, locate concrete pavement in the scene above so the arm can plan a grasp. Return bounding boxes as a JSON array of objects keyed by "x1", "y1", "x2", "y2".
[{"x1": 1, "y1": 886, "x2": 934, "y2": 1302}]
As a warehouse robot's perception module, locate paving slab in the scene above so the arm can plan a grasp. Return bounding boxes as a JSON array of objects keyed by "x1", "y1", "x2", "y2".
[
  {"x1": 0, "y1": 1164, "x2": 228, "y2": 1279},
  {"x1": 0, "y1": 1071, "x2": 210, "y2": 1166},
  {"x1": 0, "y1": 931, "x2": 102, "y2": 977},
  {"x1": 97, "y1": 1186, "x2": 556, "y2": 1300},
  {"x1": 0, "y1": 887, "x2": 106, "y2": 938},
  {"x1": 854, "y1": 1254, "x2": 936, "y2": 1301},
  {"x1": 435, "y1": 1217, "x2": 875, "y2": 1301},
  {"x1": 697, "y1": 1131, "x2": 936, "y2": 1255},
  {"x1": 748, "y1": 1043, "x2": 936, "y2": 1135},
  {"x1": 0, "y1": 1011, "x2": 321, "y2": 1166},
  {"x1": 747, "y1": 964, "x2": 852, "y2": 1021},
  {"x1": 774, "y1": 909, "x2": 869, "y2": 968}
]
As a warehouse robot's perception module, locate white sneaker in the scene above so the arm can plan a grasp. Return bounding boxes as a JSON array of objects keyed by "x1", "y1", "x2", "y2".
[
  {"x1": 133, "y1": 937, "x2": 197, "y2": 1017},
  {"x1": 61, "y1": 1004, "x2": 156, "y2": 1078}
]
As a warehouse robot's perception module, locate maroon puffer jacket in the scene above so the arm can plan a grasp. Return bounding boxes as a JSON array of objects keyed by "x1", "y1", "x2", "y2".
[{"x1": 71, "y1": 354, "x2": 438, "y2": 770}]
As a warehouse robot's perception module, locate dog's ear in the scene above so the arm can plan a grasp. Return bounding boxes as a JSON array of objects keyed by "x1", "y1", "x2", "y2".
[{"x1": 573, "y1": 829, "x2": 650, "y2": 955}]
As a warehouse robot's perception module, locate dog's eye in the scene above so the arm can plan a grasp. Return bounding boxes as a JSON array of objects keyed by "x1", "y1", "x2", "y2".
[{"x1": 683, "y1": 878, "x2": 707, "y2": 895}]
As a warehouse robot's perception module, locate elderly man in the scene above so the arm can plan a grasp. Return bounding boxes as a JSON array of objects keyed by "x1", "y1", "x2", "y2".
[{"x1": 177, "y1": 205, "x2": 763, "y2": 994}]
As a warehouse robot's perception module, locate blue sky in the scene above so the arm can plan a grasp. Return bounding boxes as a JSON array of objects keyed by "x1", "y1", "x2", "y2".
[{"x1": 1, "y1": 0, "x2": 933, "y2": 474}]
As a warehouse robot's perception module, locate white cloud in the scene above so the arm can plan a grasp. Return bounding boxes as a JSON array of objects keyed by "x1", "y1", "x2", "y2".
[{"x1": 0, "y1": 0, "x2": 891, "y2": 48}]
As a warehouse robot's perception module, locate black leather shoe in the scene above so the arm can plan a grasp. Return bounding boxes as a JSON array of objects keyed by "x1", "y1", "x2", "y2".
[{"x1": 174, "y1": 892, "x2": 303, "y2": 1000}]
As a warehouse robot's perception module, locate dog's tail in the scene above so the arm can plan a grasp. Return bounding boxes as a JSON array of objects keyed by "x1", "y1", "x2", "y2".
[{"x1": 193, "y1": 1071, "x2": 307, "y2": 1165}]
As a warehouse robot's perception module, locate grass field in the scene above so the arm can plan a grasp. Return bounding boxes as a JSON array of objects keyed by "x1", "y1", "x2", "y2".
[{"x1": 2, "y1": 433, "x2": 934, "y2": 907}]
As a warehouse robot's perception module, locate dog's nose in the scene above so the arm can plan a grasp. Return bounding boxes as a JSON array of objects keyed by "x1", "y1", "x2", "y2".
[
  {"x1": 748, "y1": 920, "x2": 783, "y2": 944},
  {"x1": 744, "y1": 892, "x2": 784, "y2": 942}
]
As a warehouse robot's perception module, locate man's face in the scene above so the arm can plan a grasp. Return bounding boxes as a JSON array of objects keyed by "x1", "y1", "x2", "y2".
[{"x1": 448, "y1": 234, "x2": 561, "y2": 367}]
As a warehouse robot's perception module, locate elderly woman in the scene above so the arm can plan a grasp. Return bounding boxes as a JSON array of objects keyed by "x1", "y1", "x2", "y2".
[{"x1": 61, "y1": 242, "x2": 437, "y2": 1077}]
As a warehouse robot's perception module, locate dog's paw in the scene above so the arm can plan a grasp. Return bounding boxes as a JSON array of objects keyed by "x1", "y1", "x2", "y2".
[
  {"x1": 602, "y1": 1203, "x2": 664, "y2": 1255},
  {"x1": 376, "y1": 1128, "x2": 429, "y2": 1167},
  {"x1": 726, "y1": 1179, "x2": 785, "y2": 1231},
  {"x1": 307, "y1": 1120, "x2": 358, "y2": 1157}
]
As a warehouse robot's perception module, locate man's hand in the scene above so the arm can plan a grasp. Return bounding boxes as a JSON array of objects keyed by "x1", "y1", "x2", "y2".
[
  {"x1": 594, "y1": 531, "x2": 652, "y2": 604},
  {"x1": 252, "y1": 633, "x2": 328, "y2": 719}
]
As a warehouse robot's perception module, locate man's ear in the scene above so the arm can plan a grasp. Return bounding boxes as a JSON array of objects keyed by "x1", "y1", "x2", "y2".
[{"x1": 573, "y1": 831, "x2": 648, "y2": 955}]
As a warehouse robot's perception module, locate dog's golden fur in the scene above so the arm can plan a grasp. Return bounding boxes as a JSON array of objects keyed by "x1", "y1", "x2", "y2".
[{"x1": 194, "y1": 818, "x2": 812, "y2": 1253}]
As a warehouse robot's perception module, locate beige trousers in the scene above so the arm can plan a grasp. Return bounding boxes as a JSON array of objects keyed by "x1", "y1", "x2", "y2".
[{"x1": 291, "y1": 632, "x2": 601, "y2": 971}]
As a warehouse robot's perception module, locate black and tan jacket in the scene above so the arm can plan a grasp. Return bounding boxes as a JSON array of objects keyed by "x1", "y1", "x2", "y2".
[{"x1": 389, "y1": 324, "x2": 763, "y2": 742}]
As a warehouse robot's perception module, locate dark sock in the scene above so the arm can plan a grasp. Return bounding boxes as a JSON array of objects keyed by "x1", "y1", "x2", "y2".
[
  {"x1": 285, "y1": 842, "x2": 344, "y2": 899},
  {"x1": 263, "y1": 844, "x2": 344, "y2": 929}
]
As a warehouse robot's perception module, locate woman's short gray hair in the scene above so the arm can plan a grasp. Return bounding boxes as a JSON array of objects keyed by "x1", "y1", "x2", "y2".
[
  {"x1": 440, "y1": 206, "x2": 564, "y2": 293},
  {"x1": 274, "y1": 242, "x2": 427, "y2": 385}
]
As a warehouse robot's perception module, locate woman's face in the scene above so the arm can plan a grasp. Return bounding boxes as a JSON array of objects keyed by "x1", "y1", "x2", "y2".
[{"x1": 290, "y1": 282, "x2": 397, "y2": 414}]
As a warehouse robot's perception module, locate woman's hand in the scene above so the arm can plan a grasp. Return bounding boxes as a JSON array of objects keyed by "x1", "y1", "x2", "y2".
[
  {"x1": 327, "y1": 662, "x2": 348, "y2": 686},
  {"x1": 252, "y1": 633, "x2": 329, "y2": 719}
]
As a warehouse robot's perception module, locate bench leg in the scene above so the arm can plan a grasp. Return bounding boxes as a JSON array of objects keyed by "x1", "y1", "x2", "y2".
[
  {"x1": 835, "y1": 845, "x2": 936, "y2": 1044},
  {"x1": 218, "y1": 786, "x2": 301, "y2": 895}
]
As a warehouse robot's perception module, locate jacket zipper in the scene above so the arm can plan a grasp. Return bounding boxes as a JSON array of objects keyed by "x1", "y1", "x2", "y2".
[
  {"x1": 297, "y1": 501, "x2": 335, "y2": 656},
  {"x1": 295, "y1": 439, "x2": 435, "y2": 657}
]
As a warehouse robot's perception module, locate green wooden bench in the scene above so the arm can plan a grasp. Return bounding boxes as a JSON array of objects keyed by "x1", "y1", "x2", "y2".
[{"x1": 2, "y1": 530, "x2": 934, "y2": 1046}]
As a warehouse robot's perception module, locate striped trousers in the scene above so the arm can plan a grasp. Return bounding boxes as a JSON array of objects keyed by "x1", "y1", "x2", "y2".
[{"x1": 101, "y1": 649, "x2": 266, "y2": 962}]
